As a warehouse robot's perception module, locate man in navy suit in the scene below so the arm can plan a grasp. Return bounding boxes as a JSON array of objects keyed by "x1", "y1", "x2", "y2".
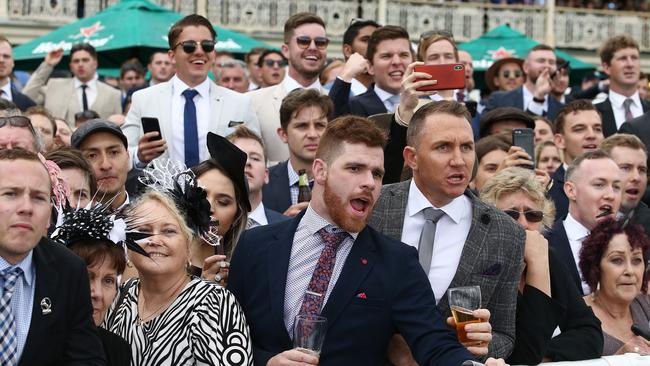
[
  {"x1": 331, "y1": 26, "x2": 413, "y2": 118},
  {"x1": 485, "y1": 44, "x2": 563, "y2": 121},
  {"x1": 0, "y1": 36, "x2": 35, "y2": 112},
  {"x1": 263, "y1": 89, "x2": 332, "y2": 217},
  {"x1": 0, "y1": 148, "x2": 104, "y2": 365},
  {"x1": 228, "y1": 126, "x2": 288, "y2": 227},
  {"x1": 229, "y1": 116, "x2": 507, "y2": 366}
]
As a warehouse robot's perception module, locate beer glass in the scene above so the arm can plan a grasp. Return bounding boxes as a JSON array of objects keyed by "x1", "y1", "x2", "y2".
[
  {"x1": 447, "y1": 286, "x2": 482, "y2": 346},
  {"x1": 293, "y1": 315, "x2": 327, "y2": 356}
]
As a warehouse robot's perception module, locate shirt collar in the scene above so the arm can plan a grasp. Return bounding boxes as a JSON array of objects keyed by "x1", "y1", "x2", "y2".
[
  {"x1": 282, "y1": 73, "x2": 322, "y2": 93},
  {"x1": 74, "y1": 74, "x2": 98, "y2": 89},
  {"x1": 0, "y1": 250, "x2": 35, "y2": 286},
  {"x1": 0, "y1": 82, "x2": 11, "y2": 97},
  {"x1": 609, "y1": 89, "x2": 641, "y2": 109},
  {"x1": 303, "y1": 205, "x2": 359, "y2": 239},
  {"x1": 172, "y1": 74, "x2": 211, "y2": 98},
  {"x1": 564, "y1": 213, "x2": 591, "y2": 242},
  {"x1": 407, "y1": 179, "x2": 469, "y2": 224},
  {"x1": 249, "y1": 201, "x2": 268, "y2": 226},
  {"x1": 287, "y1": 160, "x2": 300, "y2": 186},
  {"x1": 373, "y1": 84, "x2": 397, "y2": 102},
  {"x1": 522, "y1": 84, "x2": 545, "y2": 101}
]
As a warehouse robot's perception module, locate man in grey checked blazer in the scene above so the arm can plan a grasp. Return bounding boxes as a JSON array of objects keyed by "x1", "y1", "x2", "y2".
[{"x1": 369, "y1": 100, "x2": 524, "y2": 361}]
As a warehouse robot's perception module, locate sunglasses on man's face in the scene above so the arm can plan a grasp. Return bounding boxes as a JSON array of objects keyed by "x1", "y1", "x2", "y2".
[
  {"x1": 503, "y1": 209, "x2": 544, "y2": 223},
  {"x1": 0, "y1": 116, "x2": 36, "y2": 134},
  {"x1": 174, "y1": 40, "x2": 216, "y2": 54},
  {"x1": 294, "y1": 36, "x2": 329, "y2": 50},
  {"x1": 263, "y1": 59, "x2": 287, "y2": 68},
  {"x1": 502, "y1": 70, "x2": 523, "y2": 78}
]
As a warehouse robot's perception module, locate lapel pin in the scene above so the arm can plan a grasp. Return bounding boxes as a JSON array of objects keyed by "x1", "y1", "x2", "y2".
[
  {"x1": 361, "y1": 258, "x2": 368, "y2": 265},
  {"x1": 40, "y1": 297, "x2": 52, "y2": 315}
]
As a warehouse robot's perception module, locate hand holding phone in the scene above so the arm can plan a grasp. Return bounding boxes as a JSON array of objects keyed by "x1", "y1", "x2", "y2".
[
  {"x1": 141, "y1": 117, "x2": 162, "y2": 141},
  {"x1": 414, "y1": 63, "x2": 466, "y2": 92},
  {"x1": 512, "y1": 128, "x2": 535, "y2": 169}
]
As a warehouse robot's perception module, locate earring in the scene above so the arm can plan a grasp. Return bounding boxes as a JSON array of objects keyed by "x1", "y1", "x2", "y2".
[{"x1": 126, "y1": 260, "x2": 133, "y2": 268}]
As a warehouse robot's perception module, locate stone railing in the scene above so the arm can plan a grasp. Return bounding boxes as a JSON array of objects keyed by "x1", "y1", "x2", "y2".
[{"x1": 3, "y1": 0, "x2": 650, "y2": 51}]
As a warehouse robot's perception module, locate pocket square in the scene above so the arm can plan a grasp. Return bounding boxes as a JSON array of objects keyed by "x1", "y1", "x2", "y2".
[
  {"x1": 482, "y1": 263, "x2": 502, "y2": 276},
  {"x1": 356, "y1": 292, "x2": 367, "y2": 299},
  {"x1": 228, "y1": 120, "x2": 244, "y2": 127}
]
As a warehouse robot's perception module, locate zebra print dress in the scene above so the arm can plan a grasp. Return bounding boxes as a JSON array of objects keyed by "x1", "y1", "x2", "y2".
[{"x1": 102, "y1": 277, "x2": 253, "y2": 366}]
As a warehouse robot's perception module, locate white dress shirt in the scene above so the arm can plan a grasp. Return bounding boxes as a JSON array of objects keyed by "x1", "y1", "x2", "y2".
[
  {"x1": 609, "y1": 90, "x2": 644, "y2": 129},
  {"x1": 170, "y1": 75, "x2": 212, "y2": 164},
  {"x1": 282, "y1": 74, "x2": 322, "y2": 93},
  {"x1": 563, "y1": 213, "x2": 591, "y2": 295},
  {"x1": 73, "y1": 74, "x2": 98, "y2": 109},
  {"x1": 350, "y1": 78, "x2": 368, "y2": 96},
  {"x1": 374, "y1": 85, "x2": 400, "y2": 113},
  {"x1": 522, "y1": 84, "x2": 548, "y2": 116},
  {"x1": 401, "y1": 180, "x2": 472, "y2": 303},
  {"x1": 248, "y1": 201, "x2": 268, "y2": 228},
  {"x1": 0, "y1": 81, "x2": 12, "y2": 101}
]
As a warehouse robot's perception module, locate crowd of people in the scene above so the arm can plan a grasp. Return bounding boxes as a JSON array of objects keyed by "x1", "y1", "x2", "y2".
[{"x1": 1, "y1": 9, "x2": 650, "y2": 366}]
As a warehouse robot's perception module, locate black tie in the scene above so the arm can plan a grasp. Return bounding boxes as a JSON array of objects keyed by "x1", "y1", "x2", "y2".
[{"x1": 81, "y1": 84, "x2": 88, "y2": 111}]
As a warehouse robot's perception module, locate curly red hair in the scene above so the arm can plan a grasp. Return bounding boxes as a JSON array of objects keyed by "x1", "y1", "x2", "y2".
[{"x1": 579, "y1": 219, "x2": 650, "y2": 294}]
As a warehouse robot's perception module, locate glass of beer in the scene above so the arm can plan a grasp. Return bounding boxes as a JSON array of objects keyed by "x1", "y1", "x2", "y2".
[
  {"x1": 294, "y1": 315, "x2": 327, "y2": 356},
  {"x1": 447, "y1": 286, "x2": 482, "y2": 346}
]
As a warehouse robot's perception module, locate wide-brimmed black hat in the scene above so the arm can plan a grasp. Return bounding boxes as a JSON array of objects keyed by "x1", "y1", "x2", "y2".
[{"x1": 206, "y1": 132, "x2": 251, "y2": 212}]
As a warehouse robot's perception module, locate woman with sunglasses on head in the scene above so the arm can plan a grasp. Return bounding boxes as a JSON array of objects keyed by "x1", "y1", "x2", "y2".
[
  {"x1": 481, "y1": 167, "x2": 602, "y2": 364},
  {"x1": 580, "y1": 219, "x2": 650, "y2": 355}
]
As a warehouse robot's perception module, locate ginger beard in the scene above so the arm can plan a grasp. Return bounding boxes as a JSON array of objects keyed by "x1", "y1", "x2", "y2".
[{"x1": 322, "y1": 176, "x2": 374, "y2": 233}]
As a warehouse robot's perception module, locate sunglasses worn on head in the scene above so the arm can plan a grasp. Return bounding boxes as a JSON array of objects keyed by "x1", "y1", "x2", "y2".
[
  {"x1": 502, "y1": 70, "x2": 523, "y2": 78},
  {"x1": 263, "y1": 59, "x2": 287, "y2": 68},
  {"x1": 0, "y1": 116, "x2": 36, "y2": 134},
  {"x1": 174, "y1": 40, "x2": 216, "y2": 54},
  {"x1": 420, "y1": 29, "x2": 454, "y2": 41},
  {"x1": 503, "y1": 209, "x2": 544, "y2": 223},
  {"x1": 295, "y1": 36, "x2": 329, "y2": 50}
]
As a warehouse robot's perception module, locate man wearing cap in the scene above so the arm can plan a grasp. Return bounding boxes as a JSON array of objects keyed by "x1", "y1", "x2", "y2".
[
  {"x1": 72, "y1": 119, "x2": 131, "y2": 210},
  {"x1": 478, "y1": 107, "x2": 535, "y2": 139},
  {"x1": 485, "y1": 45, "x2": 563, "y2": 121}
]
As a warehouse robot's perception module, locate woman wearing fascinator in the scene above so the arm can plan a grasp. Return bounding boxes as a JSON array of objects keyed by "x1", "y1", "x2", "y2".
[
  {"x1": 189, "y1": 132, "x2": 250, "y2": 286},
  {"x1": 51, "y1": 203, "x2": 151, "y2": 366},
  {"x1": 102, "y1": 157, "x2": 253, "y2": 366}
]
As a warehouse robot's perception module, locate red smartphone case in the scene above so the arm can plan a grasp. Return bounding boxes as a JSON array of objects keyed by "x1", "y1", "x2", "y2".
[{"x1": 414, "y1": 63, "x2": 466, "y2": 91}]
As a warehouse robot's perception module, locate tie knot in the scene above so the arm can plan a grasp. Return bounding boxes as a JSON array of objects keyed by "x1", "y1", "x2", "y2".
[
  {"x1": 182, "y1": 88, "x2": 199, "y2": 100},
  {"x1": 1, "y1": 266, "x2": 23, "y2": 290},
  {"x1": 422, "y1": 207, "x2": 445, "y2": 223},
  {"x1": 80, "y1": 84, "x2": 88, "y2": 90},
  {"x1": 318, "y1": 227, "x2": 347, "y2": 250},
  {"x1": 457, "y1": 91, "x2": 466, "y2": 103},
  {"x1": 624, "y1": 98, "x2": 634, "y2": 109}
]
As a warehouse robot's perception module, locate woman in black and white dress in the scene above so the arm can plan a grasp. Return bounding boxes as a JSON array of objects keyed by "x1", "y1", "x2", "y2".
[{"x1": 102, "y1": 189, "x2": 253, "y2": 365}]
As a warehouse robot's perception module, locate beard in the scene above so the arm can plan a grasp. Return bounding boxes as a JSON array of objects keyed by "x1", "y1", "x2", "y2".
[{"x1": 322, "y1": 178, "x2": 373, "y2": 233}]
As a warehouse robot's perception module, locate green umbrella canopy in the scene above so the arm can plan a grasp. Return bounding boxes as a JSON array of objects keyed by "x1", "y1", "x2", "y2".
[{"x1": 13, "y1": 0, "x2": 272, "y2": 74}]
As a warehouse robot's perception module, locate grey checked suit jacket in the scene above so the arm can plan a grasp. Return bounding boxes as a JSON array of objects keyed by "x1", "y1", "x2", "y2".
[{"x1": 368, "y1": 180, "x2": 525, "y2": 359}]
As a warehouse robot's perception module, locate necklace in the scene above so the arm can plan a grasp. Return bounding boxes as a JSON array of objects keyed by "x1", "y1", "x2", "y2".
[{"x1": 137, "y1": 274, "x2": 189, "y2": 326}]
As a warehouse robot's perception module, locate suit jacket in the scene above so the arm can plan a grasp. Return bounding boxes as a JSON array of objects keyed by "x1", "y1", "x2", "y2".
[
  {"x1": 248, "y1": 83, "x2": 328, "y2": 163},
  {"x1": 549, "y1": 164, "x2": 569, "y2": 222},
  {"x1": 228, "y1": 211, "x2": 473, "y2": 366},
  {"x1": 23, "y1": 62, "x2": 121, "y2": 126},
  {"x1": 10, "y1": 86, "x2": 36, "y2": 111},
  {"x1": 485, "y1": 86, "x2": 563, "y2": 121},
  {"x1": 348, "y1": 85, "x2": 388, "y2": 118},
  {"x1": 545, "y1": 220, "x2": 583, "y2": 295},
  {"x1": 18, "y1": 238, "x2": 105, "y2": 365},
  {"x1": 329, "y1": 77, "x2": 353, "y2": 118},
  {"x1": 619, "y1": 114, "x2": 650, "y2": 207},
  {"x1": 595, "y1": 96, "x2": 650, "y2": 138},
  {"x1": 368, "y1": 181, "x2": 525, "y2": 359},
  {"x1": 122, "y1": 78, "x2": 260, "y2": 164},
  {"x1": 265, "y1": 207, "x2": 289, "y2": 224},
  {"x1": 262, "y1": 160, "x2": 292, "y2": 214},
  {"x1": 632, "y1": 201, "x2": 650, "y2": 236}
]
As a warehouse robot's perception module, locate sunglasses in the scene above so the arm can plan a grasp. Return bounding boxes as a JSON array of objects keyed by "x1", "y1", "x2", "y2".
[
  {"x1": 0, "y1": 116, "x2": 36, "y2": 134},
  {"x1": 174, "y1": 40, "x2": 216, "y2": 54},
  {"x1": 263, "y1": 59, "x2": 287, "y2": 68},
  {"x1": 294, "y1": 36, "x2": 329, "y2": 50},
  {"x1": 503, "y1": 209, "x2": 544, "y2": 223},
  {"x1": 502, "y1": 70, "x2": 523, "y2": 78},
  {"x1": 419, "y1": 29, "x2": 454, "y2": 41},
  {"x1": 74, "y1": 110, "x2": 100, "y2": 121}
]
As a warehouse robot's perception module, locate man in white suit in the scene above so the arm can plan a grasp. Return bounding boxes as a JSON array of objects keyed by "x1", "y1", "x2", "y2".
[
  {"x1": 122, "y1": 14, "x2": 260, "y2": 168},
  {"x1": 248, "y1": 12, "x2": 328, "y2": 163},
  {"x1": 23, "y1": 43, "x2": 122, "y2": 127}
]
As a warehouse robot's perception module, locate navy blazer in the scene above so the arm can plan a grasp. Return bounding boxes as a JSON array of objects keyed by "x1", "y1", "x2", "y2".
[
  {"x1": 546, "y1": 220, "x2": 584, "y2": 295},
  {"x1": 485, "y1": 86, "x2": 563, "y2": 121},
  {"x1": 262, "y1": 161, "x2": 292, "y2": 214},
  {"x1": 11, "y1": 87, "x2": 36, "y2": 112},
  {"x1": 349, "y1": 85, "x2": 388, "y2": 118},
  {"x1": 329, "y1": 77, "x2": 353, "y2": 118},
  {"x1": 228, "y1": 212, "x2": 473, "y2": 366},
  {"x1": 265, "y1": 207, "x2": 289, "y2": 224},
  {"x1": 596, "y1": 97, "x2": 650, "y2": 138},
  {"x1": 549, "y1": 165, "x2": 568, "y2": 222},
  {"x1": 18, "y1": 238, "x2": 105, "y2": 365}
]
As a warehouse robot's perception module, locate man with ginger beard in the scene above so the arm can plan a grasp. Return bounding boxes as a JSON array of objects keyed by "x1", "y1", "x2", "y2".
[
  {"x1": 369, "y1": 101, "x2": 524, "y2": 360},
  {"x1": 229, "y1": 116, "x2": 509, "y2": 366},
  {"x1": 248, "y1": 12, "x2": 329, "y2": 163},
  {"x1": 546, "y1": 149, "x2": 621, "y2": 295}
]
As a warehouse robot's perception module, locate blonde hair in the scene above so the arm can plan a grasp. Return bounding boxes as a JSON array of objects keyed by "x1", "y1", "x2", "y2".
[
  {"x1": 128, "y1": 190, "x2": 196, "y2": 245},
  {"x1": 480, "y1": 167, "x2": 556, "y2": 229}
]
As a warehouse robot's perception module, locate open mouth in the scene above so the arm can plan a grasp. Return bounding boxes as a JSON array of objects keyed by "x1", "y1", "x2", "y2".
[
  {"x1": 626, "y1": 188, "x2": 640, "y2": 196},
  {"x1": 147, "y1": 252, "x2": 168, "y2": 258},
  {"x1": 389, "y1": 70, "x2": 404, "y2": 80},
  {"x1": 304, "y1": 54, "x2": 320, "y2": 62},
  {"x1": 596, "y1": 205, "x2": 613, "y2": 218},
  {"x1": 191, "y1": 60, "x2": 206, "y2": 65},
  {"x1": 583, "y1": 144, "x2": 598, "y2": 150},
  {"x1": 447, "y1": 173, "x2": 466, "y2": 185},
  {"x1": 350, "y1": 197, "x2": 371, "y2": 215}
]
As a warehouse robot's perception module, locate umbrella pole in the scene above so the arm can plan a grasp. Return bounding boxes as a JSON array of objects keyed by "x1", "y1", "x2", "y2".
[{"x1": 544, "y1": 0, "x2": 556, "y2": 47}]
